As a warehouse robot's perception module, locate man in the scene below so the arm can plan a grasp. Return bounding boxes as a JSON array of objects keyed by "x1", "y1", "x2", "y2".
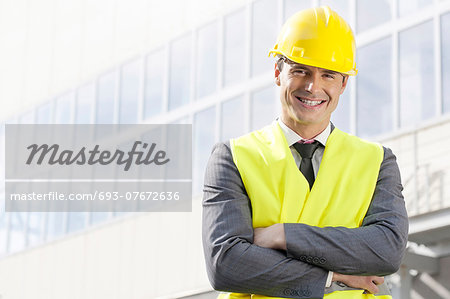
[{"x1": 202, "y1": 6, "x2": 408, "y2": 299}]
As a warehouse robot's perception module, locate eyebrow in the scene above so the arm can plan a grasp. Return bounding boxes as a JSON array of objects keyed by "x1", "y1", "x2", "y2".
[
  {"x1": 287, "y1": 62, "x2": 343, "y2": 77},
  {"x1": 289, "y1": 65, "x2": 309, "y2": 71},
  {"x1": 290, "y1": 65, "x2": 338, "y2": 75},
  {"x1": 321, "y1": 69, "x2": 339, "y2": 75}
]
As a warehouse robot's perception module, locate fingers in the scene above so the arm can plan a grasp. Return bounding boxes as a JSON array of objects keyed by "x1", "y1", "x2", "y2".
[
  {"x1": 372, "y1": 276, "x2": 384, "y2": 285},
  {"x1": 333, "y1": 274, "x2": 385, "y2": 294},
  {"x1": 365, "y1": 280, "x2": 380, "y2": 294},
  {"x1": 365, "y1": 276, "x2": 384, "y2": 294}
]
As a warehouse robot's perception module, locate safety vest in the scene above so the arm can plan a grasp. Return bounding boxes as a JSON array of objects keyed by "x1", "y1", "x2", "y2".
[{"x1": 222, "y1": 121, "x2": 389, "y2": 299}]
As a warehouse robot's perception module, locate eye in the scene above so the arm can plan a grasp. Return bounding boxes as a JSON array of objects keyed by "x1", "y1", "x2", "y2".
[
  {"x1": 292, "y1": 69, "x2": 307, "y2": 75},
  {"x1": 323, "y1": 73, "x2": 336, "y2": 80}
]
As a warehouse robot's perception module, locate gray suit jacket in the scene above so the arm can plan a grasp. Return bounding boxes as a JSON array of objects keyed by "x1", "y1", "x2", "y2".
[{"x1": 202, "y1": 137, "x2": 408, "y2": 298}]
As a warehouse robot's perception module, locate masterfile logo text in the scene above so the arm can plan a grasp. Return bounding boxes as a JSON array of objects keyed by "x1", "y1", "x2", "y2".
[
  {"x1": 26, "y1": 141, "x2": 170, "y2": 171},
  {"x1": 5, "y1": 124, "x2": 192, "y2": 213}
]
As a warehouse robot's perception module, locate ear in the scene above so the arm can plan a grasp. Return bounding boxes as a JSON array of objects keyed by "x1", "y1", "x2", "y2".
[
  {"x1": 340, "y1": 75, "x2": 349, "y2": 94},
  {"x1": 274, "y1": 63, "x2": 281, "y2": 86}
]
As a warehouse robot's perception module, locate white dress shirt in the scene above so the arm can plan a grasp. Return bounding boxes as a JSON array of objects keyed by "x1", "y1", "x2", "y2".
[
  {"x1": 277, "y1": 118, "x2": 331, "y2": 177},
  {"x1": 277, "y1": 118, "x2": 334, "y2": 288}
]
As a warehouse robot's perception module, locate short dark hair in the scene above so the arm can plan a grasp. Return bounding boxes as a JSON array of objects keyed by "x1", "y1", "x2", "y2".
[{"x1": 276, "y1": 55, "x2": 285, "y2": 71}]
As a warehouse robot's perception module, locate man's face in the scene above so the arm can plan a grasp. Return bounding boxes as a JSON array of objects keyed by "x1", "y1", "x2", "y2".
[{"x1": 275, "y1": 59, "x2": 348, "y2": 132}]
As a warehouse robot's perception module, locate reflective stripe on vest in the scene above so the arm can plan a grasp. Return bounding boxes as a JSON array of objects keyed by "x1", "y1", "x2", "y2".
[{"x1": 223, "y1": 121, "x2": 387, "y2": 299}]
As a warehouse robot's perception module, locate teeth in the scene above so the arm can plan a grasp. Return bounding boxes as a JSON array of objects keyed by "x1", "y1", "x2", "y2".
[{"x1": 299, "y1": 98, "x2": 323, "y2": 106}]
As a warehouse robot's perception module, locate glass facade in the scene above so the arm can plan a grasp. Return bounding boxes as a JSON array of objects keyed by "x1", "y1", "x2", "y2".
[
  {"x1": 443, "y1": 13, "x2": 450, "y2": 113},
  {"x1": 96, "y1": 71, "x2": 116, "y2": 124},
  {"x1": 168, "y1": 34, "x2": 191, "y2": 111},
  {"x1": 8, "y1": 212, "x2": 26, "y2": 252},
  {"x1": 357, "y1": 0, "x2": 392, "y2": 33},
  {"x1": 144, "y1": 48, "x2": 165, "y2": 119},
  {"x1": 193, "y1": 107, "x2": 216, "y2": 195},
  {"x1": 0, "y1": 212, "x2": 6, "y2": 255},
  {"x1": 76, "y1": 83, "x2": 95, "y2": 123},
  {"x1": 284, "y1": 0, "x2": 311, "y2": 20},
  {"x1": 46, "y1": 212, "x2": 66, "y2": 241},
  {"x1": 319, "y1": 0, "x2": 349, "y2": 21},
  {"x1": 398, "y1": 0, "x2": 431, "y2": 17},
  {"x1": 221, "y1": 96, "x2": 245, "y2": 141},
  {"x1": 196, "y1": 21, "x2": 218, "y2": 98},
  {"x1": 251, "y1": 0, "x2": 278, "y2": 77},
  {"x1": 357, "y1": 38, "x2": 393, "y2": 136},
  {"x1": 331, "y1": 79, "x2": 351, "y2": 133},
  {"x1": 36, "y1": 103, "x2": 52, "y2": 124},
  {"x1": 55, "y1": 92, "x2": 74, "y2": 124},
  {"x1": 67, "y1": 211, "x2": 86, "y2": 233},
  {"x1": 1, "y1": 0, "x2": 450, "y2": 260},
  {"x1": 399, "y1": 21, "x2": 435, "y2": 127},
  {"x1": 251, "y1": 86, "x2": 278, "y2": 130},
  {"x1": 119, "y1": 59, "x2": 141, "y2": 124},
  {"x1": 27, "y1": 212, "x2": 43, "y2": 246},
  {"x1": 224, "y1": 9, "x2": 246, "y2": 87},
  {"x1": 19, "y1": 110, "x2": 35, "y2": 123}
]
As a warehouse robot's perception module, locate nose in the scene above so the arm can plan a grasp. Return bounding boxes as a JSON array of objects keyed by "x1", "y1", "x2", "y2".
[{"x1": 304, "y1": 72, "x2": 322, "y2": 94}]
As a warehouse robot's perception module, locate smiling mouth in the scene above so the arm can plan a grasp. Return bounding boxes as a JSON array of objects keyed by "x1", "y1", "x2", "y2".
[{"x1": 296, "y1": 96, "x2": 326, "y2": 107}]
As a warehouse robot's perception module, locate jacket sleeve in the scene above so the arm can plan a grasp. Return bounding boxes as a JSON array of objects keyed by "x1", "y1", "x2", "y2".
[
  {"x1": 284, "y1": 147, "x2": 409, "y2": 275},
  {"x1": 202, "y1": 142, "x2": 329, "y2": 298}
]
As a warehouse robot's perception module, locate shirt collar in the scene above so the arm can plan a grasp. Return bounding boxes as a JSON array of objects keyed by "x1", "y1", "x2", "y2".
[{"x1": 277, "y1": 118, "x2": 331, "y2": 147}]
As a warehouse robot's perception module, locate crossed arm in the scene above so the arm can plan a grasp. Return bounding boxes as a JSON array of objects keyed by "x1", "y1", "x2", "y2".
[{"x1": 202, "y1": 142, "x2": 408, "y2": 298}]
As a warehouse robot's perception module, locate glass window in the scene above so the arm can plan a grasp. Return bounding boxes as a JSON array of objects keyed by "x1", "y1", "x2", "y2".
[
  {"x1": 76, "y1": 83, "x2": 95, "y2": 124},
  {"x1": 357, "y1": 37, "x2": 393, "y2": 137},
  {"x1": 27, "y1": 212, "x2": 43, "y2": 246},
  {"x1": 284, "y1": 0, "x2": 312, "y2": 20},
  {"x1": 66, "y1": 180, "x2": 92, "y2": 232},
  {"x1": 0, "y1": 125, "x2": 4, "y2": 181},
  {"x1": 398, "y1": 0, "x2": 431, "y2": 17},
  {"x1": 8, "y1": 212, "x2": 26, "y2": 253},
  {"x1": 0, "y1": 211, "x2": 6, "y2": 256},
  {"x1": 251, "y1": 0, "x2": 279, "y2": 77},
  {"x1": 169, "y1": 34, "x2": 191, "y2": 111},
  {"x1": 221, "y1": 96, "x2": 245, "y2": 141},
  {"x1": 19, "y1": 111, "x2": 35, "y2": 124},
  {"x1": 357, "y1": 0, "x2": 392, "y2": 33},
  {"x1": 86, "y1": 180, "x2": 110, "y2": 225},
  {"x1": 331, "y1": 78, "x2": 351, "y2": 133},
  {"x1": 197, "y1": 21, "x2": 218, "y2": 99},
  {"x1": 224, "y1": 9, "x2": 246, "y2": 87},
  {"x1": 193, "y1": 107, "x2": 216, "y2": 195},
  {"x1": 399, "y1": 21, "x2": 435, "y2": 127},
  {"x1": 46, "y1": 212, "x2": 66, "y2": 241},
  {"x1": 119, "y1": 59, "x2": 141, "y2": 124},
  {"x1": 55, "y1": 92, "x2": 74, "y2": 124},
  {"x1": 319, "y1": 0, "x2": 349, "y2": 21},
  {"x1": 36, "y1": 103, "x2": 52, "y2": 124},
  {"x1": 0, "y1": 163, "x2": 6, "y2": 254},
  {"x1": 67, "y1": 211, "x2": 86, "y2": 233},
  {"x1": 144, "y1": 49, "x2": 165, "y2": 119},
  {"x1": 90, "y1": 212, "x2": 109, "y2": 225},
  {"x1": 251, "y1": 86, "x2": 277, "y2": 130},
  {"x1": 96, "y1": 71, "x2": 116, "y2": 124},
  {"x1": 442, "y1": 13, "x2": 450, "y2": 113}
]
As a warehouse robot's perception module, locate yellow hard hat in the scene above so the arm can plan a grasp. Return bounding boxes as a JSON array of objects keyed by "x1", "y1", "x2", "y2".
[{"x1": 269, "y1": 6, "x2": 357, "y2": 76}]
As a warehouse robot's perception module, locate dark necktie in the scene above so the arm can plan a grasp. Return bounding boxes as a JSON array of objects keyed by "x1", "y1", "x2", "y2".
[{"x1": 293, "y1": 141, "x2": 320, "y2": 189}]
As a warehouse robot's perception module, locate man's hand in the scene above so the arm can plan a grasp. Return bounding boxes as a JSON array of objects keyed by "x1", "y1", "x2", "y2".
[
  {"x1": 253, "y1": 224, "x2": 287, "y2": 250},
  {"x1": 332, "y1": 273, "x2": 384, "y2": 294}
]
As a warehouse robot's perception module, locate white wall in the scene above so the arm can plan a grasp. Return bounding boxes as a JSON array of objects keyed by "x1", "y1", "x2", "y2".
[
  {"x1": 0, "y1": 198, "x2": 209, "y2": 299},
  {"x1": 380, "y1": 116, "x2": 450, "y2": 216}
]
